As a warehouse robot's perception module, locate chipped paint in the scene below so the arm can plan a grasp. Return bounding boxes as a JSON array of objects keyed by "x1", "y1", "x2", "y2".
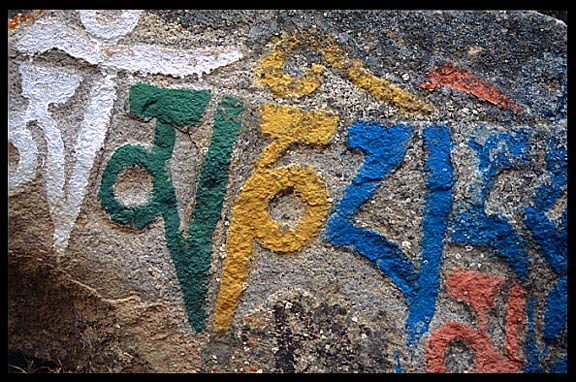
[
  {"x1": 256, "y1": 30, "x2": 434, "y2": 113},
  {"x1": 15, "y1": 12, "x2": 243, "y2": 79},
  {"x1": 9, "y1": 63, "x2": 117, "y2": 255}
]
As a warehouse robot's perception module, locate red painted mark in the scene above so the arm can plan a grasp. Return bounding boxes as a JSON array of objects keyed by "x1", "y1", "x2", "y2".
[
  {"x1": 425, "y1": 269, "x2": 526, "y2": 373},
  {"x1": 445, "y1": 269, "x2": 504, "y2": 328},
  {"x1": 421, "y1": 63, "x2": 521, "y2": 112},
  {"x1": 8, "y1": 10, "x2": 45, "y2": 29},
  {"x1": 504, "y1": 284, "x2": 527, "y2": 364}
]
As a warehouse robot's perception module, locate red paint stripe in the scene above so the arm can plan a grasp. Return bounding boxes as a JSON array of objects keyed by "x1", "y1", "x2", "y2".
[
  {"x1": 421, "y1": 63, "x2": 521, "y2": 112},
  {"x1": 504, "y1": 283, "x2": 527, "y2": 365}
]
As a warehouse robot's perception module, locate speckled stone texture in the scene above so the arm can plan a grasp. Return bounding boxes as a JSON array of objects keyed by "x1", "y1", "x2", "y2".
[{"x1": 8, "y1": 10, "x2": 566, "y2": 374}]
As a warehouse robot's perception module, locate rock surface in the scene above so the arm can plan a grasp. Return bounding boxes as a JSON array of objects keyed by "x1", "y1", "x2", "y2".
[{"x1": 8, "y1": 10, "x2": 567, "y2": 373}]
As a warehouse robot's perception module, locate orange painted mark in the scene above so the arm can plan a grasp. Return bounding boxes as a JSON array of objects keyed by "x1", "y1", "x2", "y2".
[
  {"x1": 425, "y1": 269, "x2": 526, "y2": 373},
  {"x1": 8, "y1": 10, "x2": 45, "y2": 29},
  {"x1": 421, "y1": 63, "x2": 521, "y2": 112}
]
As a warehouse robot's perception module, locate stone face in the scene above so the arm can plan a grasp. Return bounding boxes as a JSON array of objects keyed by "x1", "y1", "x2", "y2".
[{"x1": 8, "y1": 10, "x2": 567, "y2": 373}]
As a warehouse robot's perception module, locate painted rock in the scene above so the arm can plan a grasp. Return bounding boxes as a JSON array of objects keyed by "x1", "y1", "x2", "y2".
[{"x1": 8, "y1": 10, "x2": 566, "y2": 373}]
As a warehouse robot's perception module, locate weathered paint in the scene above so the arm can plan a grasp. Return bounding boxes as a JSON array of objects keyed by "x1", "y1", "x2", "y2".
[
  {"x1": 524, "y1": 137, "x2": 567, "y2": 278},
  {"x1": 256, "y1": 32, "x2": 324, "y2": 98},
  {"x1": 425, "y1": 270, "x2": 526, "y2": 373},
  {"x1": 421, "y1": 63, "x2": 521, "y2": 112},
  {"x1": 450, "y1": 129, "x2": 531, "y2": 281},
  {"x1": 522, "y1": 135, "x2": 567, "y2": 372},
  {"x1": 8, "y1": 63, "x2": 116, "y2": 254},
  {"x1": 540, "y1": 65, "x2": 567, "y2": 122},
  {"x1": 99, "y1": 83, "x2": 243, "y2": 332},
  {"x1": 16, "y1": 14, "x2": 243, "y2": 79},
  {"x1": 104, "y1": 45, "x2": 243, "y2": 80},
  {"x1": 214, "y1": 103, "x2": 339, "y2": 331},
  {"x1": 326, "y1": 122, "x2": 454, "y2": 345},
  {"x1": 53, "y1": 72, "x2": 117, "y2": 253},
  {"x1": 256, "y1": 31, "x2": 434, "y2": 113},
  {"x1": 10, "y1": 10, "x2": 244, "y2": 255},
  {"x1": 79, "y1": 10, "x2": 141, "y2": 43},
  {"x1": 8, "y1": 11, "x2": 567, "y2": 373},
  {"x1": 8, "y1": 126, "x2": 38, "y2": 190}
]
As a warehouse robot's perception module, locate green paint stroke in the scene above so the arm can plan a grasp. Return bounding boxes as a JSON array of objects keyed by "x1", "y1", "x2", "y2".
[
  {"x1": 183, "y1": 95, "x2": 243, "y2": 331},
  {"x1": 99, "y1": 83, "x2": 243, "y2": 333}
]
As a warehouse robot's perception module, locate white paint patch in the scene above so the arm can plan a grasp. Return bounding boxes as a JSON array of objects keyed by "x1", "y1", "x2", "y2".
[
  {"x1": 14, "y1": 64, "x2": 118, "y2": 255},
  {"x1": 19, "y1": 63, "x2": 83, "y2": 104},
  {"x1": 80, "y1": 10, "x2": 141, "y2": 43},
  {"x1": 104, "y1": 44, "x2": 244, "y2": 79},
  {"x1": 15, "y1": 13, "x2": 243, "y2": 79},
  {"x1": 10, "y1": 64, "x2": 83, "y2": 195},
  {"x1": 19, "y1": 64, "x2": 83, "y2": 228},
  {"x1": 16, "y1": 20, "x2": 103, "y2": 65},
  {"x1": 8, "y1": 116, "x2": 38, "y2": 191},
  {"x1": 52, "y1": 72, "x2": 117, "y2": 254}
]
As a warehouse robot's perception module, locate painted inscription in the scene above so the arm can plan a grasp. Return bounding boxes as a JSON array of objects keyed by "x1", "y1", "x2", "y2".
[
  {"x1": 326, "y1": 122, "x2": 454, "y2": 345},
  {"x1": 421, "y1": 63, "x2": 521, "y2": 112},
  {"x1": 9, "y1": 13, "x2": 567, "y2": 372},
  {"x1": 16, "y1": 11, "x2": 242, "y2": 79},
  {"x1": 523, "y1": 136, "x2": 567, "y2": 372},
  {"x1": 8, "y1": 63, "x2": 117, "y2": 254},
  {"x1": 10, "y1": 10, "x2": 243, "y2": 255},
  {"x1": 446, "y1": 127, "x2": 567, "y2": 372},
  {"x1": 256, "y1": 30, "x2": 434, "y2": 113},
  {"x1": 425, "y1": 269, "x2": 526, "y2": 372},
  {"x1": 99, "y1": 83, "x2": 243, "y2": 333},
  {"x1": 450, "y1": 128, "x2": 531, "y2": 282},
  {"x1": 214, "y1": 104, "x2": 339, "y2": 331},
  {"x1": 212, "y1": 31, "x2": 565, "y2": 370},
  {"x1": 214, "y1": 29, "x2": 441, "y2": 332}
]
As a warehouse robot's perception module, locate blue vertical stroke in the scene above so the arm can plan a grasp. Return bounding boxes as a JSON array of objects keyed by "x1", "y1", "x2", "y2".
[
  {"x1": 411, "y1": 125, "x2": 454, "y2": 341},
  {"x1": 524, "y1": 297, "x2": 543, "y2": 373}
]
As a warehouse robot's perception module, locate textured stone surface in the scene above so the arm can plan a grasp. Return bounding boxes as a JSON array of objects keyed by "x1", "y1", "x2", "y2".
[{"x1": 8, "y1": 10, "x2": 567, "y2": 374}]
